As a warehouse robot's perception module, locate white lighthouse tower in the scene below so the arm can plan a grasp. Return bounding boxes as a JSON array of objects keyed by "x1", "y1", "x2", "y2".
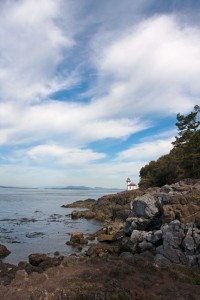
[{"x1": 126, "y1": 177, "x2": 137, "y2": 190}]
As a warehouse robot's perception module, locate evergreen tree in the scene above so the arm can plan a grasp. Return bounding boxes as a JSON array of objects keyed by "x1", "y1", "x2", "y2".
[
  {"x1": 172, "y1": 105, "x2": 200, "y2": 178},
  {"x1": 139, "y1": 105, "x2": 200, "y2": 188},
  {"x1": 172, "y1": 105, "x2": 200, "y2": 147}
]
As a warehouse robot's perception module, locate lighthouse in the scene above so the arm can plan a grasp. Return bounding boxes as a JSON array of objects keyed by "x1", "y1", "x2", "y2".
[{"x1": 126, "y1": 178, "x2": 137, "y2": 190}]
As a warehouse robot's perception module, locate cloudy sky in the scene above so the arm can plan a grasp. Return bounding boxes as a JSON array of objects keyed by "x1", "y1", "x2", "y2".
[{"x1": 0, "y1": 0, "x2": 200, "y2": 188}]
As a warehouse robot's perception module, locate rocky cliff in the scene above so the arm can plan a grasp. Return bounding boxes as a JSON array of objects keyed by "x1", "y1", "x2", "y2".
[
  {"x1": 123, "y1": 179, "x2": 200, "y2": 267},
  {"x1": 65, "y1": 179, "x2": 200, "y2": 268}
]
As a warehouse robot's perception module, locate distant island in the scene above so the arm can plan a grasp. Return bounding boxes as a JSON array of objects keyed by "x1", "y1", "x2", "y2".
[
  {"x1": 0, "y1": 185, "x2": 122, "y2": 190},
  {"x1": 46, "y1": 186, "x2": 122, "y2": 190}
]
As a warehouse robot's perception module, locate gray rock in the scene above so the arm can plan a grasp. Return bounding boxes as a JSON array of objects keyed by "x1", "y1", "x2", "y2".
[
  {"x1": 161, "y1": 194, "x2": 171, "y2": 204},
  {"x1": 182, "y1": 225, "x2": 195, "y2": 255},
  {"x1": 130, "y1": 193, "x2": 159, "y2": 219},
  {"x1": 120, "y1": 251, "x2": 135, "y2": 263},
  {"x1": 146, "y1": 230, "x2": 162, "y2": 244},
  {"x1": 156, "y1": 193, "x2": 171, "y2": 206},
  {"x1": 138, "y1": 240, "x2": 154, "y2": 252},
  {"x1": 154, "y1": 254, "x2": 172, "y2": 267},
  {"x1": 197, "y1": 254, "x2": 200, "y2": 267},
  {"x1": 156, "y1": 244, "x2": 186, "y2": 264},
  {"x1": 124, "y1": 217, "x2": 152, "y2": 235},
  {"x1": 124, "y1": 180, "x2": 200, "y2": 267},
  {"x1": 124, "y1": 217, "x2": 140, "y2": 235},
  {"x1": 182, "y1": 235, "x2": 195, "y2": 255},
  {"x1": 162, "y1": 220, "x2": 185, "y2": 248},
  {"x1": 128, "y1": 230, "x2": 149, "y2": 254},
  {"x1": 160, "y1": 185, "x2": 173, "y2": 193},
  {"x1": 130, "y1": 230, "x2": 149, "y2": 244},
  {"x1": 187, "y1": 255, "x2": 198, "y2": 267},
  {"x1": 193, "y1": 227, "x2": 200, "y2": 246}
]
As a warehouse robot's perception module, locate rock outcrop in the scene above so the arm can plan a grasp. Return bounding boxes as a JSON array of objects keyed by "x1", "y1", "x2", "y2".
[
  {"x1": 62, "y1": 198, "x2": 96, "y2": 209},
  {"x1": 122, "y1": 179, "x2": 200, "y2": 267},
  {"x1": 62, "y1": 179, "x2": 200, "y2": 267},
  {"x1": 63, "y1": 189, "x2": 145, "y2": 221}
]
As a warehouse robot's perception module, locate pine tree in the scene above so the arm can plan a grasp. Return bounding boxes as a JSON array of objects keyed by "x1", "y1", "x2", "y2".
[
  {"x1": 139, "y1": 105, "x2": 200, "y2": 188},
  {"x1": 172, "y1": 105, "x2": 200, "y2": 148},
  {"x1": 172, "y1": 105, "x2": 200, "y2": 178}
]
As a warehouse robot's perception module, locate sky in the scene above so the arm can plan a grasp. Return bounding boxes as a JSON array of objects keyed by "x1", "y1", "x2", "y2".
[{"x1": 0, "y1": 0, "x2": 200, "y2": 188}]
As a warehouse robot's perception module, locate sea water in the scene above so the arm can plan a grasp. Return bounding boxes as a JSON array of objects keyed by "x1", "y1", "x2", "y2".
[{"x1": 0, "y1": 188, "x2": 120, "y2": 264}]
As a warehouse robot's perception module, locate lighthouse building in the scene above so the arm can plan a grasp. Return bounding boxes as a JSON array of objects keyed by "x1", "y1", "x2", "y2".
[{"x1": 126, "y1": 178, "x2": 137, "y2": 190}]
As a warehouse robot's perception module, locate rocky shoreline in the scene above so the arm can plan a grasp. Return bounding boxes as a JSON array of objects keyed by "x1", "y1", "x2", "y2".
[{"x1": 0, "y1": 179, "x2": 200, "y2": 299}]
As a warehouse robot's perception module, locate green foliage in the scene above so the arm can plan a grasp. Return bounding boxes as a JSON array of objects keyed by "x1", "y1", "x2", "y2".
[
  {"x1": 172, "y1": 105, "x2": 200, "y2": 147},
  {"x1": 139, "y1": 105, "x2": 200, "y2": 188}
]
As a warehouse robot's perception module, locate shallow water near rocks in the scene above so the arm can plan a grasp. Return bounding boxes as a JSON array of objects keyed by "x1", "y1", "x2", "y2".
[{"x1": 0, "y1": 188, "x2": 120, "y2": 264}]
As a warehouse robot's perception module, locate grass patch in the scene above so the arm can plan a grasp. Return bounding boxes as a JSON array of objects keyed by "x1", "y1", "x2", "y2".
[
  {"x1": 133, "y1": 258, "x2": 158, "y2": 274},
  {"x1": 170, "y1": 264, "x2": 200, "y2": 285},
  {"x1": 188, "y1": 192, "x2": 200, "y2": 204}
]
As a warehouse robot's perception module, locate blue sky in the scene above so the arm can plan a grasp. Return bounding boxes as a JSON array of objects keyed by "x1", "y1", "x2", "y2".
[{"x1": 0, "y1": 0, "x2": 200, "y2": 188}]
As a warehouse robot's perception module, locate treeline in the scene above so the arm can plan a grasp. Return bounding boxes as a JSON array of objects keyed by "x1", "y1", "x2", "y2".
[{"x1": 139, "y1": 105, "x2": 200, "y2": 188}]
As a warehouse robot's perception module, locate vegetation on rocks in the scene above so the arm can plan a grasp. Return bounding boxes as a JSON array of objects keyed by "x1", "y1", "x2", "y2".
[{"x1": 139, "y1": 105, "x2": 200, "y2": 188}]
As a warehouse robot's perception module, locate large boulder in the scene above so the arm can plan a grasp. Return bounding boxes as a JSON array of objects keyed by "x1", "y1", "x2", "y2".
[
  {"x1": 0, "y1": 244, "x2": 11, "y2": 258},
  {"x1": 28, "y1": 253, "x2": 49, "y2": 266},
  {"x1": 97, "y1": 223, "x2": 124, "y2": 242},
  {"x1": 162, "y1": 220, "x2": 185, "y2": 248},
  {"x1": 124, "y1": 193, "x2": 162, "y2": 235},
  {"x1": 154, "y1": 220, "x2": 200, "y2": 266},
  {"x1": 68, "y1": 231, "x2": 88, "y2": 245},
  {"x1": 130, "y1": 193, "x2": 159, "y2": 219},
  {"x1": 124, "y1": 217, "x2": 152, "y2": 235},
  {"x1": 155, "y1": 220, "x2": 187, "y2": 264},
  {"x1": 154, "y1": 254, "x2": 172, "y2": 267},
  {"x1": 156, "y1": 244, "x2": 186, "y2": 264},
  {"x1": 127, "y1": 230, "x2": 150, "y2": 253},
  {"x1": 28, "y1": 253, "x2": 63, "y2": 271}
]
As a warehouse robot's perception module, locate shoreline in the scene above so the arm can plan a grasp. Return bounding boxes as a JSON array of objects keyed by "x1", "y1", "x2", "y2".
[{"x1": 0, "y1": 180, "x2": 200, "y2": 299}]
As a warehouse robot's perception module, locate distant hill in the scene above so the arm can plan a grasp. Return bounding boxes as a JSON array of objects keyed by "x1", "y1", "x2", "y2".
[
  {"x1": 0, "y1": 185, "x2": 23, "y2": 189},
  {"x1": 48, "y1": 186, "x2": 122, "y2": 190},
  {"x1": 0, "y1": 185, "x2": 122, "y2": 191}
]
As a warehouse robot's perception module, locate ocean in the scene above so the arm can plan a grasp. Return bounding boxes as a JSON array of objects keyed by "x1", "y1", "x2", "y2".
[{"x1": 0, "y1": 188, "x2": 121, "y2": 265}]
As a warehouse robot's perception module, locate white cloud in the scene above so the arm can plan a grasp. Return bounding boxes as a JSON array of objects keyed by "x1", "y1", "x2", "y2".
[
  {"x1": 0, "y1": 124, "x2": 174, "y2": 188},
  {"x1": 0, "y1": 100, "x2": 147, "y2": 147},
  {"x1": 82, "y1": 135, "x2": 174, "y2": 186},
  {"x1": 0, "y1": 2, "x2": 200, "y2": 188},
  {"x1": 26, "y1": 144, "x2": 106, "y2": 165},
  {"x1": 0, "y1": 0, "x2": 76, "y2": 103},
  {"x1": 116, "y1": 138, "x2": 173, "y2": 162},
  {"x1": 92, "y1": 15, "x2": 200, "y2": 117}
]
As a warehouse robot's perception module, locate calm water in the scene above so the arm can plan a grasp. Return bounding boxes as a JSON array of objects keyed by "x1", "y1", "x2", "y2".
[{"x1": 0, "y1": 188, "x2": 120, "y2": 264}]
